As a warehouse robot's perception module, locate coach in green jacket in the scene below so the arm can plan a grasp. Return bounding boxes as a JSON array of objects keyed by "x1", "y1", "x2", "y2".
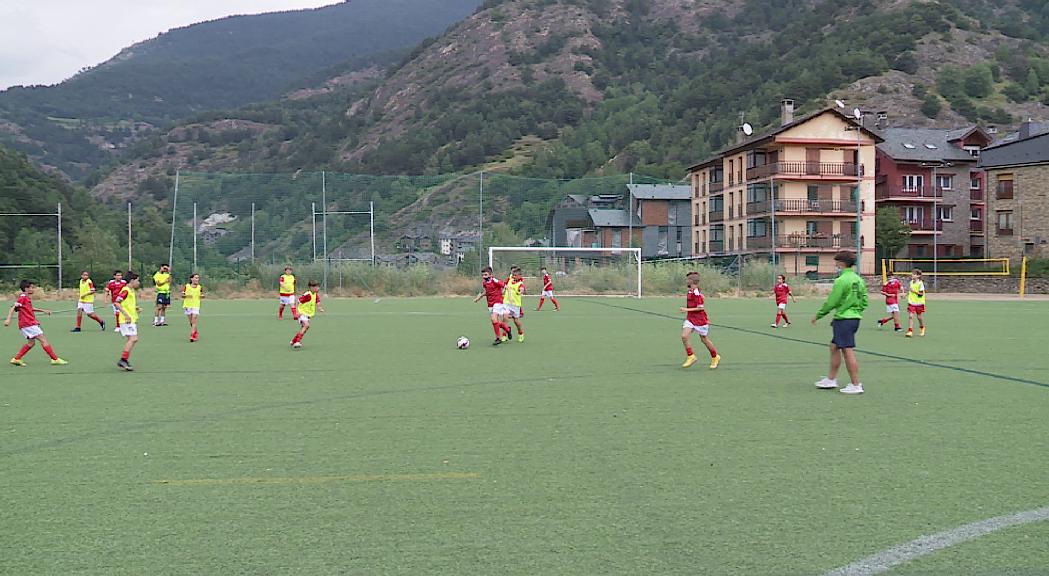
[{"x1": 811, "y1": 250, "x2": 868, "y2": 395}]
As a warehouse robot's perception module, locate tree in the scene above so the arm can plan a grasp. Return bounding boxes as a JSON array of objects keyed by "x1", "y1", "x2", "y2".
[
  {"x1": 961, "y1": 65, "x2": 994, "y2": 98},
  {"x1": 920, "y1": 94, "x2": 942, "y2": 118},
  {"x1": 875, "y1": 206, "x2": 911, "y2": 260}
]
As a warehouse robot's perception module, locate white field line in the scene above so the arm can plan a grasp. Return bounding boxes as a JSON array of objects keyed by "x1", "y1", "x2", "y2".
[{"x1": 822, "y1": 504, "x2": 1049, "y2": 576}]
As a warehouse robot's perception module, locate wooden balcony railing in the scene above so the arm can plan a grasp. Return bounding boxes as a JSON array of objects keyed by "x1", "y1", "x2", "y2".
[
  {"x1": 996, "y1": 227, "x2": 1013, "y2": 236},
  {"x1": 906, "y1": 219, "x2": 943, "y2": 232},
  {"x1": 969, "y1": 220, "x2": 984, "y2": 234},
  {"x1": 709, "y1": 181, "x2": 724, "y2": 193},
  {"x1": 970, "y1": 189, "x2": 984, "y2": 201},
  {"x1": 747, "y1": 234, "x2": 856, "y2": 249},
  {"x1": 746, "y1": 199, "x2": 857, "y2": 215},
  {"x1": 746, "y1": 161, "x2": 859, "y2": 180},
  {"x1": 709, "y1": 210, "x2": 724, "y2": 222},
  {"x1": 708, "y1": 240, "x2": 724, "y2": 252},
  {"x1": 876, "y1": 186, "x2": 943, "y2": 199}
]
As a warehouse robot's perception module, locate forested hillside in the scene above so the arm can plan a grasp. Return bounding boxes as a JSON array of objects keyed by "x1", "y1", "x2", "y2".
[{"x1": 0, "y1": 0, "x2": 482, "y2": 179}]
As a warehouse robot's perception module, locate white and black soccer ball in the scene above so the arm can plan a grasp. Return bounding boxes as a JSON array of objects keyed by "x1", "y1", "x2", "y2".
[{"x1": 456, "y1": 336, "x2": 470, "y2": 350}]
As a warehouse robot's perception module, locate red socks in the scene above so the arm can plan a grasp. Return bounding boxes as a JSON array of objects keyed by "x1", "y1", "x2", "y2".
[
  {"x1": 537, "y1": 298, "x2": 544, "y2": 310},
  {"x1": 76, "y1": 315, "x2": 82, "y2": 328},
  {"x1": 292, "y1": 333, "x2": 304, "y2": 344},
  {"x1": 278, "y1": 304, "x2": 284, "y2": 319},
  {"x1": 15, "y1": 344, "x2": 32, "y2": 360},
  {"x1": 492, "y1": 322, "x2": 501, "y2": 337},
  {"x1": 685, "y1": 346, "x2": 693, "y2": 356},
  {"x1": 291, "y1": 307, "x2": 298, "y2": 319},
  {"x1": 121, "y1": 351, "x2": 130, "y2": 361},
  {"x1": 551, "y1": 298, "x2": 559, "y2": 310},
  {"x1": 501, "y1": 323, "x2": 512, "y2": 336},
  {"x1": 709, "y1": 347, "x2": 718, "y2": 358},
  {"x1": 115, "y1": 314, "x2": 121, "y2": 328},
  {"x1": 781, "y1": 312, "x2": 789, "y2": 324},
  {"x1": 42, "y1": 345, "x2": 58, "y2": 361}
]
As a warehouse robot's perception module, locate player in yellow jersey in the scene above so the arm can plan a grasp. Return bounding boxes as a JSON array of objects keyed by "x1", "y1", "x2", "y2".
[
  {"x1": 182, "y1": 273, "x2": 203, "y2": 343},
  {"x1": 278, "y1": 266, "x2": 297, "y2": 320},
  {"x1": 113, "y1": 272, "x2": 142, "y2": 371},
  {"x1": 152, "y1": 264, "x2": 172, "y2": 326},
  {"x1": 71, "y1": 270, "x2": 106, "y2": 332},
  {"x1": 290, "y1": 280, "x2": 323, "y2": 348},
  {"x1": 905, "y1": 268, "x2": 926, "y2": 338},
  {"x1": 502, "y1": 267, "x2": 526, "y2": 342}
]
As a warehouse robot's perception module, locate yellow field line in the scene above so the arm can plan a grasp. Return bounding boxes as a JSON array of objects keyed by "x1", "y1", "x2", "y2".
[{"x1": 153, "y1": 471, "x2": 479, "y2": 486}]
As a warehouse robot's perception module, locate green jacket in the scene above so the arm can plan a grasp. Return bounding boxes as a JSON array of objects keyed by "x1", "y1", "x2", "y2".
[{"x1": 816, "y1": 268, "x2": 868, "y2": 320}]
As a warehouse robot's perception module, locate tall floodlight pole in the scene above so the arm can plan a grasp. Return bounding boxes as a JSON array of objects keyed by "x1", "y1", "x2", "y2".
[
  {"x1": 478, "y1": 171, "x2": 484, "y2": 275},
  {"x1": 322, "y1": 171, "x2": 328, "y2": 292},
  {"x1": 369, "y1": 201, "x2": 375, "y2": 265},
  {"x1": 311, "y1": 202, "x2": 317, "y2": 262},
  {"x1": 251, "y1": 202, "x2": 256, "y2": 263},
  {"x1": 770, "y1": 178, "x2": 776, "y2": 284},
  {"x1": 128, "y1": 202, "x2": 133, "y2": 270},
  {"x1": 56, "y1": 203, "x2": 62, "y2": 289},
  {"x1": 628, "y1": 172, "x2": 634, "y2": 248},
  {"x1": 192, "y1": 202, "x2": 198, "y2": 272},
  {"x1": 169, "y1": 170, "x2": 179, "y2": 272}
]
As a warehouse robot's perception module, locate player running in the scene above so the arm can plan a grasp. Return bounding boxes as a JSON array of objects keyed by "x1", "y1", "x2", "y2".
[
  {"x1": 114, "y1": 272, "x2": 142, "y2": 371},
  {"x1": 473, "y1": 266, "x2": 511, "y2": 345},
  {"x1": 906, "y1": 268, "x2": 926, "y2": 338},
  {"x1": 535, "y1": 266, "x2": 559, "y2": 311},
  {"x1": 278, "y1": 266, "x2": 297, "y2": 320},
  {"x1": 105, "y1": 270, "x2": 126, "y2": 332},
  {"x1": 504, "y1": 267, "x2": 526, "y2": 342},
  {"x1": 290, "y1": 280, "x2": 323, "y2": 348},
  {"x1": 771, "y1": 274, "x2": 796, "y2": 328},
  {"x1": 152, "y1": 264, "x2": 172, "y2": 326},
  {"x1": 5, "y1": 280, "x2": 68, "y2": 366},
  {"x1": 182, "y1": 273, "x2": 203, "y2": 342},
  {"x1": 812, "y1": 251, "x2": 868, "y2": 395},
  {"x1": 71, "y1": 270, "x2": 105, "y2": 332},
  {"x1": 680, "y1": 272, "x2": 721, "y2": 369},
  {"x1": 877, "y1": 274, "x2": 904, "y2": 332}
]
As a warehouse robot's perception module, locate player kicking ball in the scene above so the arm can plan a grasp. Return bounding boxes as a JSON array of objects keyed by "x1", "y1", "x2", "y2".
[
  {"x1": 290, "y1": 280, "x2": 323, "y2": 348},
  {"x1": 182, "y1": 273, "x2": 203, "y2": 342},
  {"x1": 5, "y1": 280, "x2": 68, "y2": 366},
  {"x1": 680, "y1": 272, "x2": 720, "y2": 369},
  {"x1": 114, "y1": 272, "x2": 142, "y2": 371},
  {"x1": 71, "y1": 270, "x2": 106, "y2": 332},
  {"x1": 473, "y1": 266, "x2": 511, "y2": 345}
]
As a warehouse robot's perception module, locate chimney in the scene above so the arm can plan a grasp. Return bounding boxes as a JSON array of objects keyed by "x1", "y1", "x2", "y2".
[
  {"x1": 781, "y1": 99, "x2": 795, "y2": 126},
  {"x1": 1019, "y1": 119, "x2": 1033, "y2": 140}
]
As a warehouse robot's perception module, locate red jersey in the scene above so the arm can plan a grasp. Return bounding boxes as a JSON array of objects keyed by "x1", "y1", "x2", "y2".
[
  {"x1": 883, "y1": 277, "x2": 902, "y2": 305},
  {"x1": 482, "y1": 277, "x2": 505, "y2": 307},
  {"x1": 686, "y1": 288, "x2": 709, "y2": 326},
  {"x1": 106, "y1": 279, "x2": 126, "y2": 302},
  {"x1": 14, "y1": 292, "x2": 39, "y2": 329},
  {"x1": 774, "y1": 282, "x2": 792, "y2": 304},
  {"x1": 542, "y1": 273, "x2": 553, "y2": 291}
]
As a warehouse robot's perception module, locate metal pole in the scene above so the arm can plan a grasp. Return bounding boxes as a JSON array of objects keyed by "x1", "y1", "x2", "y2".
[
  {"x1": 628, "y1": 172, "x2": 633, "y2": 249},
  {"x1": 369, "y1": 201, "x2": 375, "y2": 265},
  {"x1": 250, "y1": 202, "x2": 256, "y2": 263},
  {"x1": 311, "y1": 202, "x2": 317, "y2": 262},
  {"x1": 770, "y1": 178, "x2": 776, "y2": 283},
  {"x1": 56, "y1": 203, "x2": 62, "y2": 289},
  {"x1": 192, "y1": 202, "x2": 197, "y2": 272},
  {"x1": 478, "y1": 171, "x2": 484, "y2": 274},
  {"x1": 169, "y1": 170, "x2": 179, "y2": 272},
  {"x1": 322, "y1": 171, "x2": 328, "y2": 292},
  {"x1": 932, "y1": 165, "x2": 938, "y2": 290},
  {"x1": 127, "y1": 202, "x2": 132, "y2": 270},
  {"x1": 856, "y1": 126, "x2": 863, "y2": 273}
]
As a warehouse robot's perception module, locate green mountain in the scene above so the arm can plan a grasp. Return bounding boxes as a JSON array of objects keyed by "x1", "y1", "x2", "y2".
[{"x1": 0, "y1": 0, "x2": 483, "y2": 179}]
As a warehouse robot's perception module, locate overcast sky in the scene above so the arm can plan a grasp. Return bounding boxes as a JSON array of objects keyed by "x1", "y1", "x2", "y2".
[{"x1": 0, "y1": 1, "x2": 339, "y2": 90}]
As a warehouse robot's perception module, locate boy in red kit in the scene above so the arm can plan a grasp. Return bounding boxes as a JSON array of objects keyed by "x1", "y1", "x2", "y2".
[
  {"x1": 5, "y1": 280, "x2": 68, "y2": 366},
  {"x1": 877, "y1": 275, "x2": 903, "y2": 332},
  {"x1": 473, "y1": 266, "x2": 511, "y2": 345},
  {"x1": 680, "y1": 272, "x2": 721, "y2": 369},
  {"x1": 535, "y1": 266, "x2": 559, "y2": 311},
  {"x1": 105, "y1": 270, "x2": 126, "y2": 332},
  {"x1": 290, "y1": 280, "x2": 323, "y2": 348},
  {"x1": 771, "y1": 275, "x2": 796, "y2": 328}
]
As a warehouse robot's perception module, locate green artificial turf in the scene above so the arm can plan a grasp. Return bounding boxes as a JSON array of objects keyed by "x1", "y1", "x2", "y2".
[{"x1": 1, "y1": 296, "x2": 1047, "y2": 575}]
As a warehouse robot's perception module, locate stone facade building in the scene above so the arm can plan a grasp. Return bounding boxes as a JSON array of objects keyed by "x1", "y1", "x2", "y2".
[{"x1": 979, "y1": 125, "x2": 1049, "y2": 262}]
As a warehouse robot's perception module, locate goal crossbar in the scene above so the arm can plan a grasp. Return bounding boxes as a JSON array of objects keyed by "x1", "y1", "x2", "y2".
[{"x1": 488, "y1": 246, "x2": 642, "y2": 298}]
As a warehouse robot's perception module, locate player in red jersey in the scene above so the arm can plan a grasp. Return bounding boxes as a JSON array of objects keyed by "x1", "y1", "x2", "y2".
[
  {"x1": 5, "y1": 280, "x2": 68, "y2": 366},
  {"x1": 473, "y1": 265, "x2": 512, "y2": 345},
  {"x1": 680, "y1": 272, "x2": 720, "y2": 369},
  {"x1": 771, "y1": 275, "x2": 796, "y2": 328},
  {"x1": 535, "y1": 266, "x2": 560, "y2": 311},
  {"x1": 877, "y1": 275, "x2": 904, "y2": 332},
  {"x1": 104, "y1": 270, "x2": 126, "y2": 331}
]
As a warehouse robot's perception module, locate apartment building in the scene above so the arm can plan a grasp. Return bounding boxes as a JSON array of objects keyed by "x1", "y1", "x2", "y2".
[
  {"x1": 874, "y1": 126, "x2": 992, "y2": 258},
  {"x1": 688, "y1": 101, "x2": 880, "y2": 275},
  {"x1": 979, "y1": 124, "x2": 1049, "y2": 261}
]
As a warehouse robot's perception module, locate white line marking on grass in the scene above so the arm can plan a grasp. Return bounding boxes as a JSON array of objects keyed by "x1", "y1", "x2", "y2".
[
  {"x1": 153, "y1": 471, "x2": 480, "y2": 486},
  {"x1": 822, "y1": 504, "x2": 1049, "y2": 576}
]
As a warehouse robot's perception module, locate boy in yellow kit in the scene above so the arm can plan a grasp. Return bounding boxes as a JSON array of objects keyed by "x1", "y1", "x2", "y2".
[
  {"x1": 71, "y1": 270, "x2": 106, "y2": 332},
  {"x1": 290, "y1": 280, "x2": 323, "y2": 348},
  {"x1": 152, "y1": 264, "x2": 172, "y2": 326},
  {"x1": 114, "y1": 272, "x2": 142, "y2": 371},
  {"x1": 278, "y1": 266, "x2": 297, "y2": 320},
  {"x1": 502, "y1": 267, "x2": 526, "y2": 343},
  {"x1": 906, "y1": 269, "x2": 927, "y2": 338},
  {"x1": 182, "y1": 273, "x2": 203, "y2": 342}
]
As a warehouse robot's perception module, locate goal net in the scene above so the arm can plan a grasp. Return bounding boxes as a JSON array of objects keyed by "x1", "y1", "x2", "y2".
[
  {"x1": 487, "y1": 247, "x2": 642, "y2": 298},
  {"x1": 886, "y1": 258, "x2": 1010, "y2": 277}
]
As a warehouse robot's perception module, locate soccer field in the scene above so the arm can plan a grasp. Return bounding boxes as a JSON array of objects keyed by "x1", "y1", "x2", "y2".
[{"x1": 2, "y1": 296, "x2": 1048, "y2": 575}]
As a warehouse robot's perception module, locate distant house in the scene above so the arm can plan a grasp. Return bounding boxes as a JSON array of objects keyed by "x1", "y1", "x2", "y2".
[
  {"x1": 627, "y1": 184, "x2": 692, "y2": 258},
  {"x1": 979, "y1": 123, "x2": 1049, "y2": 261}
]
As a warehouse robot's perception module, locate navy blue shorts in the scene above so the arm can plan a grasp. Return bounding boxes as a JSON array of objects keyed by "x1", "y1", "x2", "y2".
[
  {"x1": 156, "y1": 293, "x2": 171, "y2": 306},
  {"x1": 831, "y1": 318, "x2": 860, "y2": 349}
]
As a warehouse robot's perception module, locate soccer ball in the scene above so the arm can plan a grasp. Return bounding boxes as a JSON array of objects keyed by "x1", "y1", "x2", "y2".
[{"x1": 456, "y1": 336, "x2": 470, "y2": 349}]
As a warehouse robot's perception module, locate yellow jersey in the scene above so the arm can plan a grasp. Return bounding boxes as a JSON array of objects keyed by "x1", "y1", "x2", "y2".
[
  {"x1": 298, "y1": 291, "x2": 319, "y2": 317},
  {"x1": 908, "y1": 279, "x2": 926, "y2": 306},
  {"x1": 153, "y1": 271, "x2": 172, "y2": 294},
  {"x1": 505, "y1": 278, "x2": 524, "y2": 308},
  {"x1": 116, "y1": 286, "x2": 139, "y2": 324},
  {"x1": 183, "y1": 284, "x2": 202, "y2": 309},
  {"x1": 78, "y1": 278, "x2": 95, "y2": 303},
  {"x1": 279, "y1": 274, "x2": 296, "y2": 296}
]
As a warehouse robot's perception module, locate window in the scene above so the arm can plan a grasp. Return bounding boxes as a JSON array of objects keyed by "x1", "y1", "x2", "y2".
[
  {"x1": 970, "y1": 178, "x2": 980, "y2": 190},
  {"x1": 903, "y1": 206, "x2": 922, "y2": 223},
  {"x1": 747, "y1": 183, "x2": 770, "y2": 203},
  {"x1": 710, "y1": 225, "x2": 724, "y2": 241},
  {"x1": 970, "y1": 208, "x2": 981, "y2": 220},
  {"x1": 746, "y1": 150, "x2": 766, "y2": 168},
  {"x1": 903, "y1": 175, "x2": 924, "y2": 191},
  {"x1": 709, "y1": 196, "x2": 723, "y2": 212},
  {"x1": 937, "y1": 206, "x2": 953, "y2": 221},
  {"x1": 806, "y1": 221, "x2": 818, "y2": 235},
  {"x1": 807, "y1": 185, "x2": 819, "y2": 201},
  {"x1": 964, "y1": 146, "x2": 980, "y2": 157},
  {"x1": 805, "y1": 255, "x2": 819, "y2": 266},
  {"x1": 911, "y1": 244, "x2": 927, "y2": 257},
  {"x1": 996, "y1": 211, "x2": 1014, "y2": 234},
  {"x1": 611, "y1": 230, "x2": 622, "y2": 248},
  {"x1": 936, "y1": 175, "x2": 953, "y2": 190},
  {"x1": 747, "y1": 219, "x2": 768, "y2": 237},
  {"x1": 996, "y1": 177, "x2": 1014, "y2": 199}
]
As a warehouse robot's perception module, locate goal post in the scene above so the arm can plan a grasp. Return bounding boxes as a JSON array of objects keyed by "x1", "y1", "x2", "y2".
[{"x1": 488, "y1": 246, "x2": 643, "y2": 298}]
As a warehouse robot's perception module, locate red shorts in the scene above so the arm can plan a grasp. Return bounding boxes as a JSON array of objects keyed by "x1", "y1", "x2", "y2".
[{"x1": 908, "y1": 304, "x2": 925, "y2": 314}]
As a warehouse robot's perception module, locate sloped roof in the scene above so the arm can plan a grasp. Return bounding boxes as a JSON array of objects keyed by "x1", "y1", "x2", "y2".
[
  {"x1": 627, "y1": 184, "x2": 691, "y2": 200},
  {"x1": 987, "y1": 122, "x2": 1049, "y2": 148},
  {"x1": 876, "y1": 128, "x2": 977, "y2": 163},
  {"x1": 979, "y1": 132, "x2": 1049, "y2": 168},
  {"x1": 588, "y1": 209, "x2": 639, "y2": 228}
]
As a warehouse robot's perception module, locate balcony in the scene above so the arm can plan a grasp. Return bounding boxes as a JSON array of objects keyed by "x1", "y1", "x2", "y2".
[
  {"x1": 996, "y1": 227, "x2": 1013, "y2": 236},
  {"x1": 708, "y1": 240, "x2": 724, "y2": 252},
  {"x1": 748, "y1": 234, "x2": 856, "y2": 250},
  {"x1": 746, "y1": 198, "x2": 858, "y2": 216},
  {"x1": 709, "y1": 210, "x2": 724, "y2": 223},
  {"x1": 709, "y1": 181, "x2": 724, "y2": 193},
  {"x1": 905, "y1": 219, "x2": 943, "y2": 233},
  {"x1": 970, "y1": 189, "x2": 984, "y2": 201},
  {"x1": 876, "y1": 186, "x2": 943, "y2": 200},
  {"x1": 969, "y1": 220, "x2": 984, "y2": 234},
  {"x1": 746, "y1": 161, "x2": 859, "y2": 180}
]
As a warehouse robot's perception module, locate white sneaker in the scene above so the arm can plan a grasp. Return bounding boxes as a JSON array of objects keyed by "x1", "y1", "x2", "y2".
[
  {"x1": 840, "y1": 383, "x2": 864, "y2": 395},
  {"x1": 770, "y1": 324, "x2": 778, "y2": 328},
  {"x1": 815, "y1": 378, "x2": 838, "y2": 389}
]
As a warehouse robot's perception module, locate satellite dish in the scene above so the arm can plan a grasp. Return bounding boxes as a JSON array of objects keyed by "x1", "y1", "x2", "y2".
[
  {"x1": 853, "y1": 108, "x2": 862, "y2": 120},
  {"x1": 741, "y1": 123, "x2": 753, "y2": 136},
  {"x1": 834, "y1": 99, "x2": 846, "y2": 109}
]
